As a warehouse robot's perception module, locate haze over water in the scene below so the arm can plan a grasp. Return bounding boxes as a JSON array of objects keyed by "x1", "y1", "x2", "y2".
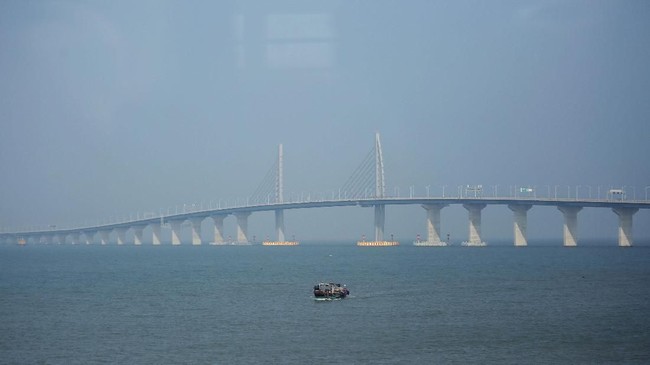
[
  {"x1": 2, "y1": 243, "x2": 649, "y2": 364},
  {"x1": 1, "y1": 1, "x2": 649, "y2": 363},
  {"x1": 1, "y1": 1, "x2": 649, "y2": 241}
]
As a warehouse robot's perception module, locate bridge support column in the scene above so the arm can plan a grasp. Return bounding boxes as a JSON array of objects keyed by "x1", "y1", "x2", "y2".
[
  {"x1": 374, "y1": 204, "x2": 385, "y2": 241},
  {"x1": 115, "y1": 228, "x2": 127, "y2": 245},
  {"x1": 275, "y1": 209, "x2": 285, "y2": 242},
  {"x1": 421, "y1": 204, "x2": 448, "y2": 245},
  {"x1": 508, "y1": 204, "x2": 532, "y2": 247},
  {"x1": 612, "y1": 207, "x2": 638, "y2": 247},
  {"x1": 189, "y1": 218, "x2": 203, "y2": 245},
  {"x1": 99, "y1": 230, "x2": 110, "y2": 245},
  {"x1": 83, "y1": 232, "x2": 95, "y2": 245},
  {"x1": 41, "y1": 235, "x2": 51, "y2": 244},
  {"x1": 132, "y1": 226, "x2": 145, "y2": 245},
  {"x1": 235, "y1": 212, "x2": 251, "y2": 244},
  {"x1": 56, "y1": 233, "x2": 66, "y2": 245},
  {"x1": 151, "y1": 224, "x2": 161, "y2": 245},
  {"x1": 463, "y1": 204, "x2": 487, "y2": 246},
  {"x1": 170, "y1": 221, "x2": 182, "y2": 245},
  {"x1": 558, "y1": 206, "x2": 582, "y2": 247},
  {"x1": 70, "y1": 233, "x2": 80, "y2": 245},
  {"x1": 211, "y1": 215, "x2": 225, "y2": 244}
]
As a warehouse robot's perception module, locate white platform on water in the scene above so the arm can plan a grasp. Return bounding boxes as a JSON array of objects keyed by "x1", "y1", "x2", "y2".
[
  {"x1": 413, "y1": 241, "x2": 447, "y2": 246},
  {"x1": 461, "y1": 241, "x2": 487, "y2": 247}
]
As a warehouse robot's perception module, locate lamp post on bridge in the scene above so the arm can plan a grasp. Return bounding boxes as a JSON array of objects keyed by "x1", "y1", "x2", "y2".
[
  {"x1": 554, "y1": 185, "x2": 559, "y2": 200},
  {"x1": 645, "y1": 186, "x2": 650, "y2": 201},
  {"x1": 426, "y1": 185, "x2": 430, "y2": 197},
  {"x1": 442, "y1": 185, "x2": 447, "y2": 197},
  {"x1": 576, "y1": 185, "x2": 581, "y2": 200}
]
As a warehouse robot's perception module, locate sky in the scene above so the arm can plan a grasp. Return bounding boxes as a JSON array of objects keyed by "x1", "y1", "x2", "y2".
[{"x1": 1, "y1": 0, "x2": 649, "y2": 244}]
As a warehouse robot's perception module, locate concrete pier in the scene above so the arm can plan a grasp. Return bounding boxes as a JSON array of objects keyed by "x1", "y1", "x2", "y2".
[
  {"x1": 508, "y1": 204, "x2": 532, "y2": 247},
  {"x1": 613, "y1": 207, "x2": 638, "y2": 247},
  {"x1": 151, "y1": 224, "x2": 161, "y2": 245},
  {"x1": 423, "y1": 204, "x2": 448, "y2": 245},
  {"x1": 99, "y1": 231, "x2": 110, "y2": 245},
  {"x1": 358, "y1": 204, "x2": 398, "y2": 246},
  {"x1": 70, "y1": 233, "x2": 79, "y2": 245},
  {"x1": 275, "y1": 209, "x2": 285, "y2": 242},
  {"x1": 133, "y1": 226, "x2": 145, "y2": 245},
  {"x1": 558, "y1": 206, "x2": 582, "y2": 247},
  {"x1": 189, "y1": 218, "x2": 203, "y2": 245},
  {"x1": 170, "y1": 220, "x2": 182, "y2": 245},
  {"x1": 374, "y1": 205, "x2": 385, "y2": 241},
  {"x1": 115, "y1": 228, "x2": 127, "y2": 245},
  {"x1": 463, "y1": 204, "x2": 487, "y2": 246},
  {"x1": 56, "y1": 233, "x2": 66, "y2": 245},
  {"x1": 211, "y1": 215, "x2": 225, "y2": 244},
  {"x1": 235, "y1": 212, "x2": 251, "y2": 244},
  {"x1": 83, "y1": 232, "x2": 95, "y2": 245}
]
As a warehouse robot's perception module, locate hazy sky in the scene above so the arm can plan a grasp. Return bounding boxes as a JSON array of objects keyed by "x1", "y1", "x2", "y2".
[{"x1": 1, "y1": 0, "x2": 649, "y2": 243}]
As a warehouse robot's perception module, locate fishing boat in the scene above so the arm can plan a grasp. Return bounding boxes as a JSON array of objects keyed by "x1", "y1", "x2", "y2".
[{"x1": 313, "y1": 282, "x2": 349, "y2": 299}]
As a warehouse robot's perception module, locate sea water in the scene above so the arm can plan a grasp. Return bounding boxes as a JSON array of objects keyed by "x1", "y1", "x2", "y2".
[{"x1": 1, "y1": 243, "x2": 649, "y2": 364}]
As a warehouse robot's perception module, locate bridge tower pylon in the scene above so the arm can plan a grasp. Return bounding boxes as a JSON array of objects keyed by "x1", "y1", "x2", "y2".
[
  {"x1": 256, "y1": 144, "x2": 299, "y2": 246},
  {"x1": 375, "y1": 132, "x2": 385, "y2": 199},
  {"x1": 356, "y1": 132, "x2": 397, "y2": 246},
  {"x1": 374, "y1": 132, "x2": 386, "y2": 242},
  {"x1": 275, "y1": 144, "x2": 286, "y2": 242}
]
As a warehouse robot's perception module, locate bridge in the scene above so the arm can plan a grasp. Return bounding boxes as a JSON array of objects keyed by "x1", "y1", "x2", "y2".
[{"x1": 2, "y1": 133, "x2": 649, "y2": 247}]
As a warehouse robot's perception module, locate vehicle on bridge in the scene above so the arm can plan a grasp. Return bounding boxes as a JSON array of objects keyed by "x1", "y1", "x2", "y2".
[{"x1": 608, "y1": 189, "x2": 626, "y2": 200}]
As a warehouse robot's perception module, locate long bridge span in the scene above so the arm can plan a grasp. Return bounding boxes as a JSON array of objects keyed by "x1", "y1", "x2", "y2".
[
  {"x1": 1, "y1": 196, "x2": 648, "y2": 247},
  {"x1": 2, "y1": 133, "x2": 649, "y2": 247}
]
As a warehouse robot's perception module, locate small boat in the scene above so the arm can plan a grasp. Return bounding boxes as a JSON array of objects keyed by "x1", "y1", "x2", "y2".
[{"x1": 313, "y1": 282, "x2": 349, "y2": 299}]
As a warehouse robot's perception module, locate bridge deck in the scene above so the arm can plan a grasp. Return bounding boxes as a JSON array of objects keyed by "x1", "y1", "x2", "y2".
[{"x1": 2, "y1": 197, "x2": 649, "y2": 237}]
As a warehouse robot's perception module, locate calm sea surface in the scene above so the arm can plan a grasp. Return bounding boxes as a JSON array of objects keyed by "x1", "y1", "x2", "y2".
[{"x1": 1, "y1": 243, "x2": 649, "y2": 364}]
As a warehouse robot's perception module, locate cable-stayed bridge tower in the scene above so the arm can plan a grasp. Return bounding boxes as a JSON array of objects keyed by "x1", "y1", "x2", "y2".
[
  {"x1": 249, "y1": 144, "x2": 297, "y2": 246},
  {"x1": 340, "y1": 132, "x2": 396, "y2": 246},
  {"x1": 274, "y1": 144, "x2": 287, "y2": 242},
  {"x1": 373, "y1": 132, "x2": 387, "y2": 242}
]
